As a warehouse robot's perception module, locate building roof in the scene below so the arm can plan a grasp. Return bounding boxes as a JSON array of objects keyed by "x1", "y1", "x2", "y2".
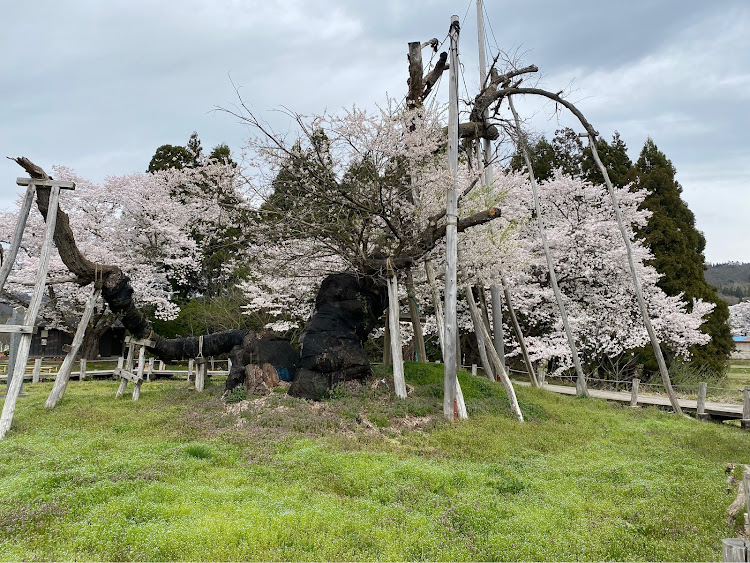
[{"x1": 733, "y1": 336, "x2": 750, "y2": 342}]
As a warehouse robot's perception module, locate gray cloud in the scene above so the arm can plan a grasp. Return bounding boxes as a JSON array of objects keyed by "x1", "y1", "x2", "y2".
[{"x1": 1, "y1": 0, "x2": 748, "y2": 262}]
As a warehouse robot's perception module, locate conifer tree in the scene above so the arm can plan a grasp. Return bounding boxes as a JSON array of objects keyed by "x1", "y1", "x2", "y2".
[{"x1": 635, "y1": 139, "x2": 733, "y2": 373}]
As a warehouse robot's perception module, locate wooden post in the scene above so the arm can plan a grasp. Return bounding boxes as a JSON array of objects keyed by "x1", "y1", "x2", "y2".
[
  {"x1": 471, "y1": 364, "x2": 477, "y2": 377},
  {"x1": 697, "y1": 381, "x2": 708, "y2": 420},
  {"x1": 466, "y1": 287, "x2": 494, "y2": 381},
  {"x1": 227, "y1": 358, "x2": 232, "y2": 374},
  {"x1": 382, "y1": 314, "x2": 392, "y2": 366},
  {"x1": 32, "y1": 358, "x2": 42, "y2": 384},
  {"x1": 147, "y1": 357, "x2": 154, "y2": 382},
  {"x1": 116, "y1": 342, "x2": 134, "y2": 398},
  {"x1": 744, "y1": 471, "x2": 750, "y2": 537},
  {"x1": 630, "y1": 378, "x2": 640, "y2": 407},
  {"x1": 187, "y1": 358, "x2": 194, "y2": 381},
  {"x1": 443, "y1": 15, "x2": 467, "y2": 420},
  {"x1": 1, "y1": 181, "x2": 64, "y2": 438},
  {"x1": 490, "y1": 282, "x2": 506, "y2": 373},
  {"x1": 405, "y1": 268, "x2": 427, "y2": 363},
  {"x1": 195, "y1": 359, "x2": 206, "y2": 392},
  {"x1": 742, "y1": 387, "x2": 750, "y2": 430},
  {"x1": 46, "y1": 287, "x2": 101, "y2": 408},
  {"x1": 79, "y1": 358, "x2": 87, "y2": 381},
  {"x1": 387, "y1": 271, "x2": 407, "y2": 399},
  {"x1": 721, "y1": 539, "x2": 746, "y2": 562},
  {"x1": 500, "y1": 274, "x2": 539, "y2": 387},
  {"x1": 587, "y1": 136, "x2": 682, "y2": 414},
  {"x1": 210, "y1": 356, "x2": 215, "y2": 370},
  {"x1": 508, "y1": 97, "x2": 588, "y2": 397},
  {"x1": 158, "y1": 360, "x2": 165, "y2": 371},
  {"x1": 132, "y1": 345, "x2": 146, "y2": 400},
  {"x1": 425, "y1": 261, "x2": 445, "y2": 360},
  {"x1": 466, "y1": 283, "x2": 524, "y2": 421},
  {"x1": 6, "y1": 307, "x2": 25, "y2": 394}
]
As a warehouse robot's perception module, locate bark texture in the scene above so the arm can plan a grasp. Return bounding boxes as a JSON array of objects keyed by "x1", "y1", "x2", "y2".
[{"x1": 289, "y1": 273, "x2": 388, "y2": 400}]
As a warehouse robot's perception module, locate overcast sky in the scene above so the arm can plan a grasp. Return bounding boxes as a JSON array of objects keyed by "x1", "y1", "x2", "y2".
[{"x1": 2, "y1": 0, "x2": 748, "y2": 263}]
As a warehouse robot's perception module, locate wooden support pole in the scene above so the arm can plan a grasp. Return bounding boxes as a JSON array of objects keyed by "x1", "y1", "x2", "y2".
[
  {"x1": 382, "y1": 314, "x2": 392, "y2": 366},
  {"x1": 586, "y1": 135, "x2": 683, "y2": 414},
  {"x1": 387, "y1": 272, "x2": 407, "y2": 399},
  {"x1": 79, "y1": 358, "x2": 87, "y2": 381},
  {"x1": 490, "y1": 282, "x2": 506, "y2": 374},
  {"x1": 508, "y1": 97, "x2": 588, "y2": 397},
  {"x1": 501, "y1": 274, "x2": 539, "y2": 387},
  {"x1": 425, "y1": 260, "x2": 445, "y2": 360},
  {"x1": 721, "y1": 539, "x2": 746, "y2": 562},
  {"x1": 466, "y1": 287, "x2": 494, "y2": 381},
  {"x1": 630, "y1": 378, "x2": 640, "y2": 407},
  {"x1": 147, "y1": 357, "x2": 154, "y2": 382},
  {"x1": 443, "y1": 15, "x2": 467, "y2": 420},
  {"x1": 46, "y1": 287, "x2": 101, "y2": 408},
  {"x1": 0, "y1": 184, "x2": 36, "y2": 290},
  {"x1": 116, "y1": 342, "x2": 134, "y2": 398},
  {"x1": 32, "y1": 358, "x2": 42, "y2": 384},
  {"x1": 1, "y1": 184, "x2": 62, "y2": 438},
  {"x1": 466, "y1": 283, "x2": 524, "y2": 422},
  {"x1": 6, "y1": 307, "x2": 24, "y2": 394},
  {"x1": 133, "y1": 345, "x2": 145, "y2": 400},
  {"x1": 187, "y1": 358, "x2": 194, "y2": 381},
  {"x1": 471, "y1": 364, "x2": 477, "y2": 377},
  {"x1": 405, "y1": 268, "x2": 427, "y2": 363},
  {"x1": 742, "y1": 387, "x2": 750, "y2": 430}
]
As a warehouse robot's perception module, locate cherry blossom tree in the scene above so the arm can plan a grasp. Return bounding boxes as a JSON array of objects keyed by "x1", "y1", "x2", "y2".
[
  {"x1": 729, "y1": 302, "x2": 750, "y2": 336},
  {"x1": 0, "y1": 161, "x2": 241, "y2": 357}
]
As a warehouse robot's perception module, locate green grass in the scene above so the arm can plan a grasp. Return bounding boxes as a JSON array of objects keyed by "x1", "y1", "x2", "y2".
[{"x1": 1, "y1": 362, "x2": 749, "y2": 561}]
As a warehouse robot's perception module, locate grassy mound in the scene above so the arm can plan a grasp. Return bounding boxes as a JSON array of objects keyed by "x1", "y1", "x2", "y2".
[{"x1": 0, "y1": 362, "x2": 749, "y2": 561}]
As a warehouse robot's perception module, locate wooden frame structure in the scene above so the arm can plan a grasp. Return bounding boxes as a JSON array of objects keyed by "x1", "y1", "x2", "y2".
[{"x1": 0, "y1": 177, "x2": 75, "y2": 439}]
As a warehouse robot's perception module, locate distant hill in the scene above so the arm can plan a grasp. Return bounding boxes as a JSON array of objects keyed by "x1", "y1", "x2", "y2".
[{"x1": 705, "y1": 262, "x2": 750, "y2": 305}]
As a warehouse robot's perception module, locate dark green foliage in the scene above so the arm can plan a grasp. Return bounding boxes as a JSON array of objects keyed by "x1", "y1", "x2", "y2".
[
  {"x1": 634, "y1": 139, "x2": 733, "y2": 374},
  {"x1": 147, "y1": 144, "x2": 195, "y2": 173}
]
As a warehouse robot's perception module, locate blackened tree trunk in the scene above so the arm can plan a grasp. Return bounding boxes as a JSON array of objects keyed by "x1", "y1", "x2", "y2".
[{"x1": 289, "y1": 273, "x2": 388, "y2": 400}]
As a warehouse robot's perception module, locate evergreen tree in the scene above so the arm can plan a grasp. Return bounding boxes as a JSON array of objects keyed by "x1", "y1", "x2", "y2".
[
  {"x1": 635, "y1": 139, "x2": 733, "y2": 374},
  {"x1": 147, "y1": 144, "x2": 194, "y2": 173}
]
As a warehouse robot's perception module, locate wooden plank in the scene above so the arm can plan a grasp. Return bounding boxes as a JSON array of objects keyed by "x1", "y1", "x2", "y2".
[
  {"x1": 133, "y1": 346, "x2": 146, "y2": 400},
  {"x1": 1, "y1": 185, "x2": 61, "y2": 438},
  {"x1": 0, "y1": 183, "x2": 36, "y2": 290},
  {"x1": 124, "y1": 335, "x2": 155, "y2": 347},
  {"x1": 16, "y1": 177, "x2": 75, "y2": 189},
  {"x1": 114, "y1": 368, "x2": 142, "y2": 384},
  {"x1": 46, "y1": 287, "x2": 101, "y2": 408},
  {"x1": 0, "y1": 325, "x2": 37, "y2": 334}
]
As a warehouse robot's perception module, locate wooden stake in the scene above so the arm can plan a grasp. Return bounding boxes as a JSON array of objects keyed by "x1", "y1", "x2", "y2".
[
  {"x1": 742, "y1": 387, "x2": 750, "y2": 430},
  {"x1": 79, "y1": 358, "x2": 87, "y2": 381},
  {"x1": 630, "y1": 378, "x2": 640, "y2": 407},
  {"x1": 46, "y1": 287, "x2": 101, "y2": 408},
  {"x1": 500, "y1": 273, "x2": 538, "y2": 387},
  {"x1": 697, "y1": 381, "x2": 707, "y2": 420},
  {"x1": 508, "y1": 97, "x2": 589, "y2": 397}
]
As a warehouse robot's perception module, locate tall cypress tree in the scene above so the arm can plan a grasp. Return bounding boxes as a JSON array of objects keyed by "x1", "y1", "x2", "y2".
[{"x1": 635, "y1": 139, "x2": 733, "y2": 374}]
